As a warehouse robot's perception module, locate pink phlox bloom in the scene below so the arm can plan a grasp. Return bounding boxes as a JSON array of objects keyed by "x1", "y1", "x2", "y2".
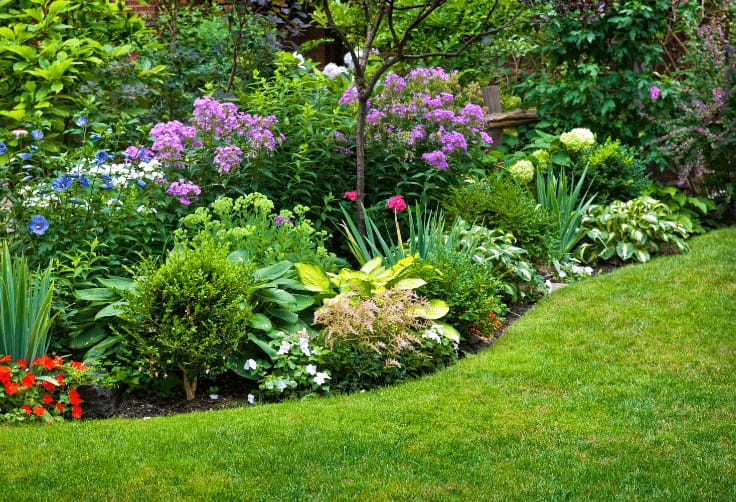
[
  {"x1": 649, "y1": 85, "x2": 661, "y2": 100},
  {"x1": 343, "y1": 191, "x2": 357, "y2": 202}
]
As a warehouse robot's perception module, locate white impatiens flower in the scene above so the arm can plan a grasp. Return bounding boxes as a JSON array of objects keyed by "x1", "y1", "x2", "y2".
[
  {"x1": 247, "y1": 393, "x2": 255, "y2": 405},
  {"x1": 559, "y1": 128, "x2": 596, "y2": 152},
  {"x1": 292, "y1": 51, "x2": 305, "y2": 69},
  {"x1": 277, "y1": 341, "x2": 292, "y2": 355},
  {"x1": 298, "y1": 335, "x2": 311, "y2": 357},
  {"x1": 314, "y1": 372, "x2": 331, "y2": 386},
  {"x1": 243, "y1": 359, "x2": 258, "y2": 371},
  {"x1": 305, "y1": 364, "x2": 317, "y2": 375}
]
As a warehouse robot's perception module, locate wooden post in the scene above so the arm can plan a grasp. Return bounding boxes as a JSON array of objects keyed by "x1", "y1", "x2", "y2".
[{"x1": 481, "y1": 85, "x2": 504, "y2": 147}]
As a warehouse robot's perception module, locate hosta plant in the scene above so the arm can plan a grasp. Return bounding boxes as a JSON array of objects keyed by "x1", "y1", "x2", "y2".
[{"x1": 576, "y1": 196, "x2": 690, "y2": 264}]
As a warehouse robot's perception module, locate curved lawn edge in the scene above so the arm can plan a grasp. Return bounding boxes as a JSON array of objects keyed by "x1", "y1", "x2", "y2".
[{"x1": 2, "y1": 229, "x2": 735, "y2": 501}]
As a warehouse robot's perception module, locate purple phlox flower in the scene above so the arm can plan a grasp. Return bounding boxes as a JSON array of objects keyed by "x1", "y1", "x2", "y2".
[
  {"x1": 410, "y1": 124, "x2": 426, "y2": 142},
  {"x1": 31, "y1": 130, "x2": 43, "y2": 141},
  {"x1": 149, "y1": 120, "x2": 197, "y2": 162},
  {"x1": 274, "y1": 215, "x2": 294, "y2": 227},
  {"x1": 439, "y1": 130, "x2": 468, "y2": 154},
  {"x1": 421, "y1": 94, "x2": 444, "y2": 109},
  {"x1": 383, "y1": 74, "x2": 407, "y2": 95},
  {"x1": 166, "y1": 179, "x2": 201, "y2": 205},
  {"x1": 458, "y1": 103, "x2": 485, "y2": 125},
  {"x1": 649, "y1": 85, "x2": 661, "y2": 100},
  {"x1": 213, "y1": 145, "x2": 243, "y2": 174},
  {"x1": 52, "y1": 175, "x2": 74, "y2": 192},
  {"x1": 339, "y1": 86, "x2": 359, "y2": 106},
  {"x1": 421, "y1": 150, "x2": 448, "y2": 170},
  {"x1": 423, "y1": 108, "x2": 456, "y2": 123},
  {"x1": 440, "y1": 92, "x2": 454, "y2": 104},
  {"x1": 366, "y1": 109, "x2": 386, "y2": 126},
  {"x1": 478, "y1": 131, "x2": 493, "y2": 146},
  {"x1": 28, "y1": 215, "x2": 49, "y2": 236}
]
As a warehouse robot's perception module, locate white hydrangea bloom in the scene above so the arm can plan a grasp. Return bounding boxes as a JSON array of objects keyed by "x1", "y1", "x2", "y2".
[
  {"x1": 508, "y1": 159, "x2": 535, "y2": 185},
  {"x1": 559, "y1": 128, "x2": 596, "y2": 152}
]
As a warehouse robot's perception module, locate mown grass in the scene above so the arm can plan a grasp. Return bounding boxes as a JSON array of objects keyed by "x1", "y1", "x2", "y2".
[{"x1": 1, "y1": 228, "x2": 735, "y2": 501}]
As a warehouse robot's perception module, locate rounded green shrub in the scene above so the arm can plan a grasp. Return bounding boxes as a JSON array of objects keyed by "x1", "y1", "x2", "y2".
[{"x1": 120, "y1": 238, "x2": 254, "y2": 400}]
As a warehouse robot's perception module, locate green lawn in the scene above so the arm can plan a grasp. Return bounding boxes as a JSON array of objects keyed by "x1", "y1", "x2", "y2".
[{"x1": 2, "y1": 229, "x2": 735, "y2": 501}]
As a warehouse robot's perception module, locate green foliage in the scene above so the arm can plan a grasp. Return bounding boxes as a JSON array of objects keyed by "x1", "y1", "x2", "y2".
[
  {"x1": 313, "y1": 288, "x2": 458, "y2": 393},
  {"x1": 442, "y1": 173, "x2": 557, "y2": 261},
  {"x1": 119, "y1": 238, "x2": 255, "y2": 399},
  {"x1": 576, "y1": 196, "x2": 691, "y2": 264},
  {"x1": 141, "y1": 2, "x2": 280, "y2": 121},
  {"x1": 581, "y1": 138, "x2": 650, "y2": 203},
  {"x1": 176, "y1": 193, "x2": 343, "y2": 272},
  {"x1": 517, "y1": 0, "x2": 699, "y2": 157},
  {"x1": 643, "y1": 184, "x2": 716, "y2": 235},
  {"x1": 0, "y1": 0, "x2": 150, "y2": 148},
  {"x1": 0, "y1": 245, "x2": 55, "y2": 365},
  {"x1": 535, "y1": 165, "x2": 597, "y2": 256},
  {"x1": 238, "y1": 52, "x2": 356, "y2": 228}
]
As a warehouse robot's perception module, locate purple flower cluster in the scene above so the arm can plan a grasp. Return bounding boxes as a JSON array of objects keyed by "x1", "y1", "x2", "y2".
[
  {"x1": 340, "y1": 67, "x2": 492, "y2": 170},
  {"x1": 166, "y1": 179, "x2": 201, "y2": 206},
  {"x1": 149, "y1": 120, "x2": 198, "y2": 163},
  {"x1": 213, "y1": 145, "x2": 243, "y2": 174}
]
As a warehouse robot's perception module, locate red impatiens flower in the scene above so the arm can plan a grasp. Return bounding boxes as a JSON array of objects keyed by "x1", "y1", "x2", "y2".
[
  {"x1": 43, "y1": 393, "x2": 54, "y2": 404},
  {"x1": 71, "y1": 406, "x2": 83, "y2": 419},
  {"x1": 32, "y1": 355, "x2": 55, "y2": 371},
  {"x1": 42, "y1": 380, "x2": 57, "y2": 391},
  {"x1": 54, "y1": 402, "x2": 64, "y2": 413},
  {"x1": 342, "y1": 191, "x2": 357, "y2": 202},
  {"x1": 56, "y1": 374, "x2": 65, "y2": 386},
  {"x1": 33, "y1": 405, "x2": 46, "y2": 417},
  {"x1": 21, "y1": 405, "x2": 32, "y2": 415},
  {"x1": 0, "y1": 355, "x2": 12, "y2": 363},
  {"x1": 69, "y1": 360, "x2": 86, "y2": 371},
  {"x1": 4, "y1": 382, "x2": 19, "y2": 395},
  {"x1": 68, "y1": 389, "x2": 81, "y2": 406},
  {"x1": 21, "y1": 372, "x2": 36, "y2": 388},
  {"x1": 15, "y1": 359, "x2": 27, "y2": 370},
  {"x1": 386, "y1": 194, "x2": 407, "y2": 213}
]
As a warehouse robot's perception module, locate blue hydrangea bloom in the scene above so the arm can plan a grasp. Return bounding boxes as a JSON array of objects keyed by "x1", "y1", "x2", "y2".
[{"x1": 28, "y1": 215, "x2": 49, "y2": 236}]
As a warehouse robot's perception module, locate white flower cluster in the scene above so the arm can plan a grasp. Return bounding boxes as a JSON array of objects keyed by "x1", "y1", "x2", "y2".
[
  {"x1": 322, "y1": 62, "x2": 349, "y2": 79},
  {"x1": 508, "y1": 159, "x2": 535, "y2": 185},
  {"x1": 559, "y1": 128, "x2": 596, "y2": 153}
]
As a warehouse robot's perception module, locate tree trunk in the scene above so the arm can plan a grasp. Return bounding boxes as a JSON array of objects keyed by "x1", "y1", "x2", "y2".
[
  {"x1": 180, "y1": 367, "x2": 197, "y2": 401},
  {"x1": 355, "y1": 95, "x2": 369, "y2": 237}
]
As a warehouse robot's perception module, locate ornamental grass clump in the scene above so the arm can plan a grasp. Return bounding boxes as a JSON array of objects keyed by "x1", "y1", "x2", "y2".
[{"x1": 119, "y1": 238, "x2": 255, "y2": 400}]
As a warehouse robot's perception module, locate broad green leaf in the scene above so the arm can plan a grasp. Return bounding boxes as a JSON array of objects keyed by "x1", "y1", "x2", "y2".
[
  {"x1": 295, "y1": 263, "x2": 332, "y2": 294},
  {"x1": 392, "y1": 278, "x2": 426, "y2": 290},
  {"x1": 74, "y1": 287, "x2": 116, "y2": 302},
  {"x1": 98, "y1": 276, "x2": 137, "y2": 293},
  {"x1": 69, "y1": 325, "x2": 107, "y2": 349},
  {"x1": 252, "y1": 261, "x2": 292, "y2": 282},
  {"x1": 616, "y1": 242, "x2": 634, "y2": 261},
  {"x1": 265, "y1": 308, "x2": 299, "y2": 324},
  {"x1": 94, "y1": 302, "x2": 127, "y2": 320},
  {"x1": 249, "y1": 313, "x2": 272, "y2": 332}
]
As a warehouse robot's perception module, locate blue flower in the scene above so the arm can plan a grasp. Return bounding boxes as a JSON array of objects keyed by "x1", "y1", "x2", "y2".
[
  {"x1": 0, "y1": 141, "x2": 6, "y2": 155},
  {"x1": 274, "y1": 215, "x2": 293, "y2": 227},
  {"x1": 100, "y1": 174, "x2": 112, "y2": 183},
  {"x1": 28, "y1": 215, "x2": 49, "y2": 236},
  {"x1": 30, "y1": 145, "x2": 38, "y2": 151},
  {"x1": 100, "y1": 183, "x2": 114, "y2": 190},
  {"x1": 19, "y1": 152, "x2": 31, "y2": 160},
  {"x1": 90, "y1": 133, "x2": 100, "y2": 142},
  {"x1": 95, "y1": 150, "x2": 110, "y2": 164},
  {"x1": 76, "y1": 117, "x2": 88, "y2": 127},
  {"x1": 31, "y1": 129, "x2": 44, "y2": 141},
  {"x1": 79, "y1": 175, "x2": 90, "y2": 188},
  {"x1": 52, "y1": 175, "x2": 74, "y2": 191},
  {"x1": 137, "y1": 179, "x2": 147, "y2": 188}
]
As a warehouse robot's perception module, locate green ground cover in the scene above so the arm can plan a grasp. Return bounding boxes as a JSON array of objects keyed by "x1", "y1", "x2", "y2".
[{"x1": 1, "y1": 228, "x2": 734, "y2": 501}]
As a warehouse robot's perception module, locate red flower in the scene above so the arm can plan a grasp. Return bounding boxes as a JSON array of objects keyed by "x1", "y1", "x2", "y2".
[
  {"x1": 15, "y1": 359, "x2": 27, "y2": 370},
  {"x1": 68, "y1": 389, "x2": 81, "y2": 406},
  {"x1": 4, "y1": 382, "x2": 19, "y2": 395},
  {"x1": 71, "y1": 406, "x2": 83, "y2": 419},
  {"x1": 0, "y1": 366, "x2": 10, "y2": 384},
  {"x1": 69, "y1": 360, "x2": 86, "y2": 371},
  {"x1": 386, "y1": 195, "x2": 407, "y2": 213},
  {"x1": 21, "y1": 405, "x2": 32, "y2": 415},
  {"x1": 56, "y1": 374, "x2": 65, "y2": 386},
  {"x1": 54, "y1": 402, "x2": 64, "y2": 413},
  {"x1": 21, "y1": 372, "x2": 36, "y2": 388},
  {"x1": 489, "y1": 312, "x2": 496, "y2": 320},
  {"x1": 32, "y1": 355, "x2": 55, "y2": 371},
  {"x1": 33, "y1": 405, "x2": 46, "y2": 417},
  {"x1": 43, "y1": 393, "x2": 54, "y2": 404},
  {"x1": 42, "y1": 380, "x2": 57, "y2": 391},
  {"x1": 0, "y1": 355, "x2": 12, "y2": 363},
  {"x1": 342, "y1": 191, "x2": 357, "y2": 202}
]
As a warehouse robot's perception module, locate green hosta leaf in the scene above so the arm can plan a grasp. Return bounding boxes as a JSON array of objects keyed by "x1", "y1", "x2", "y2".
[
  {"x1": 634, "y1": 248, "x2": 651, "y2": 263},
  {"x1": 616, "y1": 242, "x2": 635, "y2": 261},
  {"x1": 392, "y1": 278, "x2": 426, "y2": 291},
  {"x1": 94, "y1": 301, "x2": 127, "y2": 320},
  {"x1": 247, "y1": 332, "x2": 278, "y2": 359},
  {"x1": 249, "y1": 313, "x2": 272, "y2": 332},
  {"x1": 433, "y1": 322, "x2": 461, "y2": 343},
  {"x1": 408, "y1": 299, "x2": 449, "y2": 320},
  {"x1": 69, "y1": 324, "x2": 106, "y2": 349},
  {"x1": 630, "y1": 229, "x2": 646, "y2": 244},
  {"x1": 98, "y1": 276, "x2": 137, "y2": 293},
  {"x1": 290, "y1": 294, "x2": 314, "y2": 312},
  {"x1": 74, "y1": 287, "x2": 116, "y2": 302},
  {"x1": 600, "y1": 246, "x2": 616, "y2": 261},
  {"x1": 641, "y1": 213, "x2": 659, "y2": 225},
  {"x1": 252, "y1": 261, "x2": 292, "y2": 282},
  {"x1": 227, "y1": 249, "x2": 249, "y2": 265},
  {"x1": 295, "y1": 263, "x2": 332, "y2": 294},
  {"x1": 265, "y1": 308, "x2": 299, "y2": 324},
  {"x1": 260, "y1": 288, "x2": 296, "y2": 307}
]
